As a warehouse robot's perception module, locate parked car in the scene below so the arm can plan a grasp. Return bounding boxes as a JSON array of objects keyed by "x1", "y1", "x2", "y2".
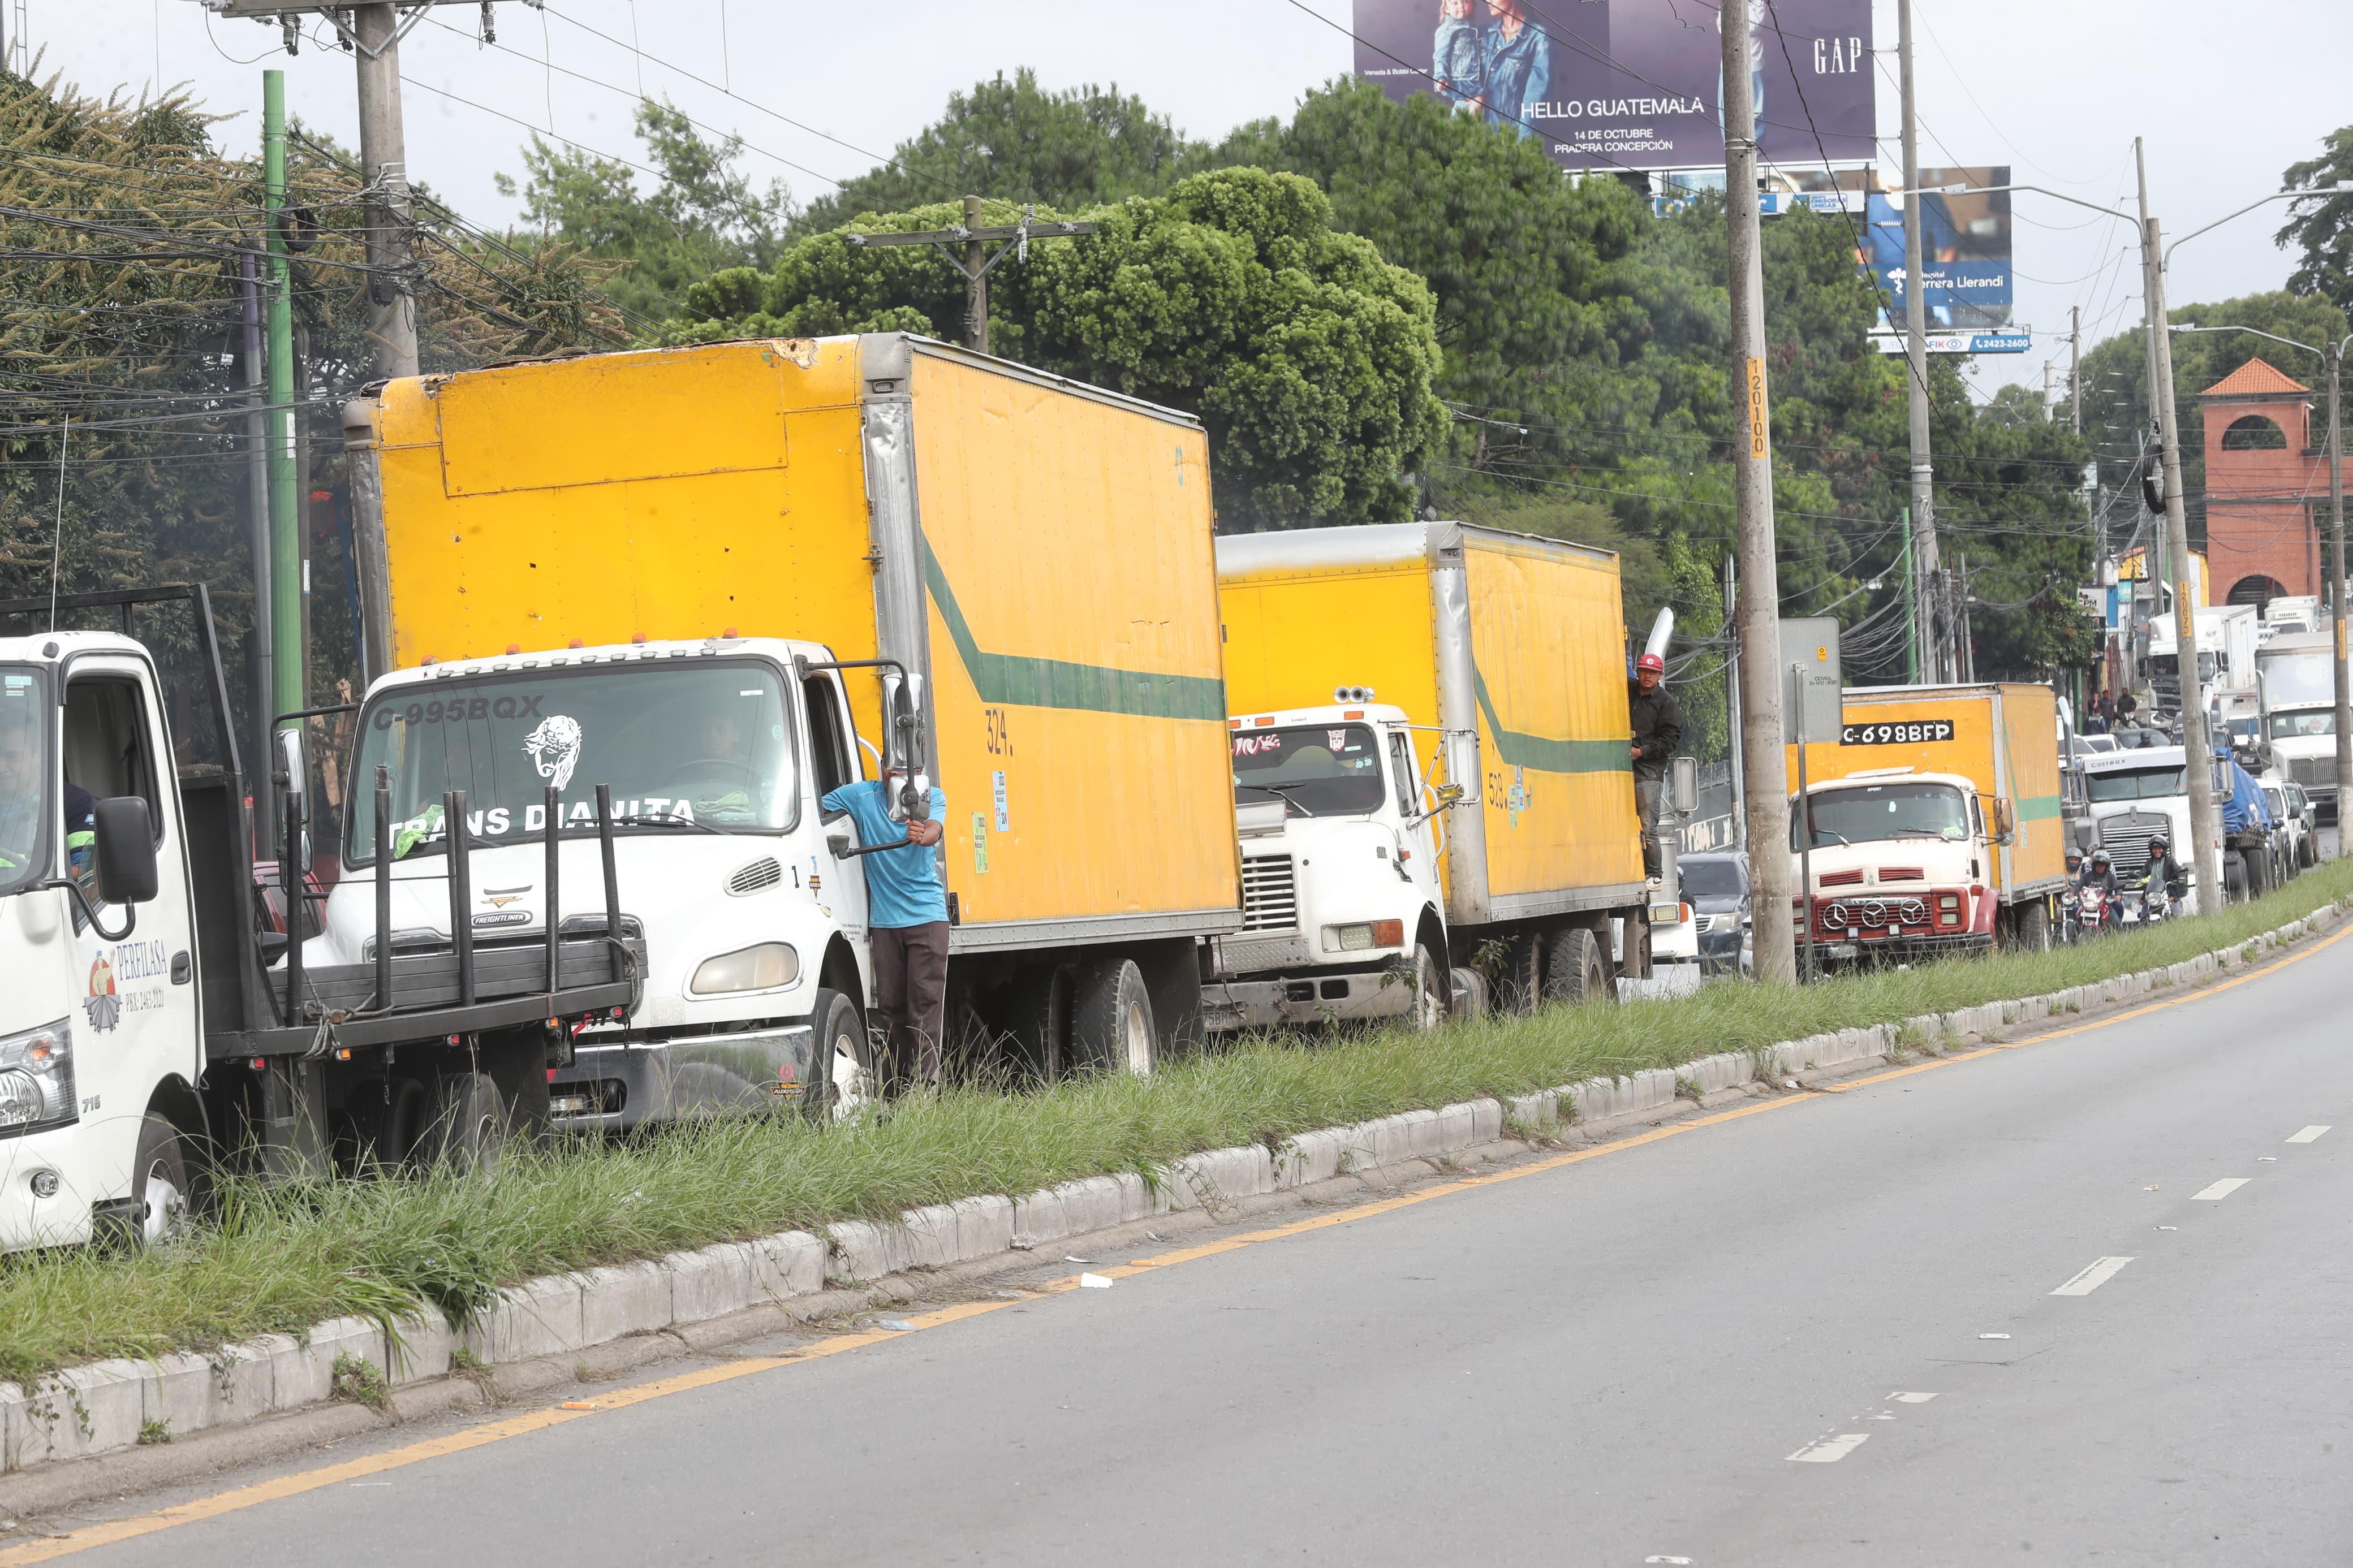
[
  {"x1": 2260, "y1": 780, "x2": 2306, "y2": 879},
  {"x1": 1678, "y1": 850, "x2": 1750, "y2": 976}
]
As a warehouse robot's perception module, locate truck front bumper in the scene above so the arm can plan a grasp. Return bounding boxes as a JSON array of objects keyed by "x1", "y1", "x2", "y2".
[
  {"x1": 1813, "y1": 932, "x2": 1993, "y2": 964},
  {"x1": 1201, "y1": 970, "x2": 1416, "y2": 1031},
  {"x1": 550, "y1": 1022, "x2": 816, "y2": 1131}
]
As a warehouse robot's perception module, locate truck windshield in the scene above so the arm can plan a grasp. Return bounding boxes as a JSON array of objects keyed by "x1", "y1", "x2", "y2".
[
  {"x1": 0, "y1": 667, "x2": 53, "y2": 896},
  {"x1": 347, "y1": 659, "x2": 796, "y2": 865},
  {"x1": 1793, "y1": 781, "x2": 1968, "y2": 849},
  {"x1": 2087, "y1": 765, "x2": 2186, "y2": 802},
  {"x1": 2269, "y1": 710, "x2": 2335, "y2": 739},
  {"x1": 1232, "y1": 723, "x2": 1385, "y2": 816}
]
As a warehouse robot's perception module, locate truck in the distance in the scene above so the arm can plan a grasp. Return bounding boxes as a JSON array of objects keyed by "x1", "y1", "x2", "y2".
[
  {"x1": 1209, "y1": 522, "x2": 1654, "y2": 1026},
  {"x1": 2255, "y1": 628, "x2": 2339, "y2": 822},
  {"x1": 342, "y1": 332, "x2": 1239, "y2": 1115},
  {"x1": 1788, "y1": 683, "x2": 2067, "y2": 962}
]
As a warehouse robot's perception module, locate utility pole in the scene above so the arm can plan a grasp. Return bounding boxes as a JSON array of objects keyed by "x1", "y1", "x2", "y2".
[
  {"x1": 2070, "y1": 305, "x2": 2083, "y2": 436},
  {"x1": 1722, "y1": 3, "x2": 1795, "y2": 986},
  {"x1": 1898, "y1": 0, "x2": 1942, "y2": 684},
  {"x1": 1724, "y1": 552, "x2": 1745, "y2": 851},
  {"x1": 264, "y1": 70, "x2": 304, "y2": 729},
  {"x1": 2136, "y1": 144, "x2": 2222, "y2": 913},
  {"x1": 2329, "y1": 340, "x2": 2351, "y2": 859},
  {"x1": 239, "y1": 250, "x2": 274, "y2": 823},
  {"x1": 1901, "y1": 508, "x2": 1918, "y2": 683},
  {"x1": 848, "y1": 202, "x2": 1099, "y2": 356},
  {"x1": 352, "y1": 2, "x2": 419, "y2": 380}
]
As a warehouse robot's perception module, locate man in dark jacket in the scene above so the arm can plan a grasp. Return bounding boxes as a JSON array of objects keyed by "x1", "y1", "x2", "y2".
[{"x1": 1628, "y1": 653, "x2": 1684, "y2": 882}]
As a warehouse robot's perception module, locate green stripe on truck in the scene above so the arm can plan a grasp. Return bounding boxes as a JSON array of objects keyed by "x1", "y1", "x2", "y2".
[
  {"x1": 1472, "y1": 667, "x2": 1631, "y2": 775},
  {"x1": 2015, "y1": 794, "x2": 2063, "y2": 821},
  {"x1": 922, "y1": 541, "x2": 1227, "y2": 721}
]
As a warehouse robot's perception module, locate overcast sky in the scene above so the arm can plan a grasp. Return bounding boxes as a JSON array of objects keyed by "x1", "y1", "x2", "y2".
[{"x1": 22, "y1": 1, "x2": 2353, "y2": 412}]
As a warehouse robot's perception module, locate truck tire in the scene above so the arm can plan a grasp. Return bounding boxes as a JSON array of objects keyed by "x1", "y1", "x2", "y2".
[
  {"x1": 2245, "y1": 848, "x2": 2270, "y2": 899},
  {"x1": 382, "y1": 1074, "x2": 434, "y2": 1170},
  {"x1": 1501, "y1": 932, "x2": 1544, "y2": 1014},
  {"x1": 1542, "y1": 926, "x2": 1614, "y2": 1005},
  {"x1": 803, "y1": 987, "x2": 873, "y2": 1120},
  {"x1": 1010, "y1": 966, "x2": 1075, "y2": 1081},
  {"x1": 427, "y1": 1072, "x2": 507, "y2": 1176},
  {"x1": 128, "y1": 1115, "x2": 189, "y2": 1249},
  {"x1": 1448, "y1": 967, "x2": 1490, "y2": 1022},
  {"x1": 1400, "y1": 943, "x2": 1446, "y2": 1032},
  {"x1": 1073, "y1": 956, "x2": 1157, "y2": 1077},
  {"x1": 2016, "y1": 900, "x2": 2051, "y2": 953}
]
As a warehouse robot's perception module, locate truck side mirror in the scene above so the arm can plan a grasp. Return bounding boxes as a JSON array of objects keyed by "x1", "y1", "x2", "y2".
[
  {"x1": 93, "y1": 796, "x2": 158, "y2": 905},
  {"x1": 1670, "y1": 755, "x2": 1699, "y2": 815},
  {"x1": 1993, "y1": 798, "x2": 2015, "y2": 842},
  {"x1": 275, "y1": 727, "x2": 307, "y2": 825},
  {"x1": 826, "y1": 831, "x2": 854, "y2": 859}
]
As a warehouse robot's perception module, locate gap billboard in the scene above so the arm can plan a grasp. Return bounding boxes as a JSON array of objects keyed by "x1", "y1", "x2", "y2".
[{"x1": 1354, "y1": 0, "x2": 1873, "y2": 174}]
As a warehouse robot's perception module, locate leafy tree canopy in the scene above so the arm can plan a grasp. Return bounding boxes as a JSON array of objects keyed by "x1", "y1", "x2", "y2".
[
  {"x1": 681, "y1": 167, "x2": 1446, "y2": 530},
  {"x1": 791, "y1": 70, "x2": 1223, "y2": 238},
  {"x1": 496, "y1": 98, "x2": 791, "y2": 326},
  {"x1": 2278, "y1": 126, "x2": 2353, "y2": 316}
]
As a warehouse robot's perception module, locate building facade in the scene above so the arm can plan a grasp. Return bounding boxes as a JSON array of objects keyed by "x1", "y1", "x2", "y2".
[{"x1": 2198, "y1": 356, "x2": 2324, "y2": 606}]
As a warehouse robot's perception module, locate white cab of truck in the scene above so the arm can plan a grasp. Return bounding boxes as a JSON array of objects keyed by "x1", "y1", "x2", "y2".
[
  {"x1": 323, "y1": 634, "x2": 878, "y2": 1127},
  {"x1": 1795, "y1": 768, "x2": 1999, "y2": 958},
  {"x1": 2082, "y1": 745, "x2": 2199, "y2": 886},
  {"x1": 1206, "y1": 701, "x2": 1451, "y2": 1030},
  {"x1": 0, "y1": 633, "x2": 197, "y2": 1249}
]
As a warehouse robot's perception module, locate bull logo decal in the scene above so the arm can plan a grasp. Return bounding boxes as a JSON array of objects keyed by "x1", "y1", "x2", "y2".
[{"x1": 522, "y1": 715, "x2": 583, "y2": 792}]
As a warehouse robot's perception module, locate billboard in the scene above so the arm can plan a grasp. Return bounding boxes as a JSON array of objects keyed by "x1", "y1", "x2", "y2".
[
  {"x1": 1351, "y1": 0, "x2": 1874, "y2": 174},
  {"x1": 1864, "y1": 167, "x2": 2013, "y2": 330}
]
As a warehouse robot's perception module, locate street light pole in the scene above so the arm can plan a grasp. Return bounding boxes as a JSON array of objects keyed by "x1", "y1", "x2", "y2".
[
  {"x1": 2331, "y1": 339, "x2": 2351, "y2": 853},
  {"x1": 1897, "y1": 0, "x2": 1940, "y2": 683}
]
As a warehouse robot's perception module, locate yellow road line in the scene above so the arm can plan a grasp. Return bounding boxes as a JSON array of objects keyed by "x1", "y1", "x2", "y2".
[{"x1": 5, "y1": 921, "x2": 2338, "y2": 1563}]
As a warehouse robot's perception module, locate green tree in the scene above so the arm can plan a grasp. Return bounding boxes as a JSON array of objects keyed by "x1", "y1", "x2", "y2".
[
  {"x1": 791, "y1": 71, "x2": 1219, "y2": 239},
  {"x1": 681, "y1": 168, "x2": 1446, "y2": 529},
  {"x1": 0, "y1": 68, "x2": 619, "y2": 727},
  {"x1": 497, "y1": 98, "x2": 791, "y2": 324},
  {"x1": 2278, "y1": 127, "x2": 2353, "y2": 314}
]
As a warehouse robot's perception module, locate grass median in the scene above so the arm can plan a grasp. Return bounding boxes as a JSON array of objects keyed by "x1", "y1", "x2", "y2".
[{"x1": 4, "y1": 859, "x2": 2348, "y2": 1389}]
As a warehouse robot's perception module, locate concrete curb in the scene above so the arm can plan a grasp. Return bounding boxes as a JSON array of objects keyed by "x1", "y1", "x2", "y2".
[{"x1": 1, "y1": 902, "x2": 2335, "y2": 1480}]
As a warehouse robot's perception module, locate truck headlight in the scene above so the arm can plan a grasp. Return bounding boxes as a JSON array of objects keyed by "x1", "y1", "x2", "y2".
[
  {"x1": 0, "y1": 1018, "x2": 75, "y2": 1134},
  {"x1": 689, "y1": 943, "x2": 800, "y2": 995},
  {"x1": 1322, "y1": 920, "x2": 1404, "y2": 953}
]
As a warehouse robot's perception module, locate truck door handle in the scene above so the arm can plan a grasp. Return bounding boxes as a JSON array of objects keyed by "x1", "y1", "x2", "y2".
[{"x1": 170, "y1": 950, "x2": 192, "y2": 985}]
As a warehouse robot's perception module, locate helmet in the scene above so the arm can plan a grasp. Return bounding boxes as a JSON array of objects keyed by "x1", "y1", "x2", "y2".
[
  {"x1": 1635, "y1": 653, "x2": 1665, "y2": 674},
  {"x1": 2146, "y1": 832, "x2": 2169, "y2": 852},
  {"x1": 2090, "y1": 848, "x2": 2111, "y2": 867}
]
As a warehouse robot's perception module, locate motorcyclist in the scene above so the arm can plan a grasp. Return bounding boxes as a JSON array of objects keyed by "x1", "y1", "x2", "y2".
[
  {"x1": 2079, "y1": 848, "x2": 2121, "y2": 931},
  {"x1": 2139, "y1": 832, "x2": 2188, "y2": 912}
]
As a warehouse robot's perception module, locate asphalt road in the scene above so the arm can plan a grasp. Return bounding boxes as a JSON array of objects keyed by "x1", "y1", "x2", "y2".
[{"x1": 37, "y1": 927, "x2": 2353, "y2": 1567}]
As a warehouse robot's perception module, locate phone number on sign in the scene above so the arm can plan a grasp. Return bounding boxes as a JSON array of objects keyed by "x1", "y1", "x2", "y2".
[{"x1": 1841, "y1": 720, "x2": 1956, "y2": 745}]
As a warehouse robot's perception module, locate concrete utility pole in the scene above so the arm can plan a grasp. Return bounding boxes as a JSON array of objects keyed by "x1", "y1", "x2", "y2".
[
  {"x1": 1897, "y1": 0, "x2": 1941, "y2": 684},
  {"x1": 2136, "y1": 148, "x2": 2222, "y2": 913},
  {"x1": 847, "y1": 202, "x2": 1099, "y2": 356},
  {"x1": 2070, "y1": 305, "x2": 2083, "y2": 435},
  {"x1": 1721, "y1": 3, "x2": 1795, "y2": 986},
  {"x1": 351, "y1": 2, "x2": 418, "y2": 380}
]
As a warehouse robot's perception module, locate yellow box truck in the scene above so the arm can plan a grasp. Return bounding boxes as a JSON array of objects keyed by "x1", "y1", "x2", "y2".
[
  {"x1": 338, "y1": 335, "x2": 1239, "y2": 1115},
  {"x1": 1214, "y1": 522, "x2": 1650, "y2": 1022},
  {"x1": 1785, "y1": 681, "x2": 2066, "y2": 961}
]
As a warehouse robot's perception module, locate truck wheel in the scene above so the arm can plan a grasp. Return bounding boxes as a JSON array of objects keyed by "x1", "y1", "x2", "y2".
[
  {"x1": 1010, "y1": 966, "x2": 1075, "y2": 1081},
  {"x1": 129, "y1": 1115, "x2": 189, "y2": 1248},
  {"x1": 427, "y1": 1072, "x2": 507, "y2": 1176},
  {"x1": 1073, "y1": 956, "x2": 1156, "y2": 1077},
  {"x1": 1447, "y1": 967, "x2": 1490, "y2": 1022},
  {"x1": 1400, "y1": 943, "x2": 1446, "y2": 1032},
  {"x1": 2246, "y1": 849, "x2": 2271, "y2": 899},
  {"x1": 1501, "y1": 932, "x2": 1544, "y2": 1014},
  {"x1": 803, "y1": 987, "x2": 874, "y2": 1120},
  {"x1": 2016, "y1": 901, "x2": 2052, "y2": 953},
  {"x1": 1542, "y1": 926, "x2": 1614, "y2": 1005}
]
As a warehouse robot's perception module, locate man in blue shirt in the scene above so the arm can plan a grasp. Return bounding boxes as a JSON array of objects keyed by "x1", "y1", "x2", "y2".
[{"x1": 820, "y1": 769, "x2": 949, "y2": 1090}]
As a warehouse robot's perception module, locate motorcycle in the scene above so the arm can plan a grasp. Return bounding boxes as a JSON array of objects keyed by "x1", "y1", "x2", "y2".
[{"x1": 2063, "y1": 880, "x2": 2111, "y2": 939}]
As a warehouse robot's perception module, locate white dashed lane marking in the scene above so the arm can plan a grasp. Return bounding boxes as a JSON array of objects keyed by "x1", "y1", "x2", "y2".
[
  {"x1": 1889, "y1": 1391, "x2": 1938, "y2": 1403},
  {"x1": 2286, "y1": 1125, "x2": 2330, "y2": 1143},
  {"x1": 2050, "y1": 1256, "x2": 2136, "y2": 1296},
  {"x1": 1787, "y1": 1433, "x2": 1871, "y2": 1463},
  {"x1": 2191, "y1": 1178, "x2": 2251, "y2": 1200}
]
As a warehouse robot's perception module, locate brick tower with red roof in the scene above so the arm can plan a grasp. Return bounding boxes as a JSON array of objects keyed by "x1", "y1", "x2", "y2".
[{"x1": 2199, "y1": 356, "x2": 2322, "y2": 604}]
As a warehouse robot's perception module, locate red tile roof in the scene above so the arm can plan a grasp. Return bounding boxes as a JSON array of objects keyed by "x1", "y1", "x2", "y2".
[{"x1": 2200, "y1": 356, "x2": 2310, "y2": 398}]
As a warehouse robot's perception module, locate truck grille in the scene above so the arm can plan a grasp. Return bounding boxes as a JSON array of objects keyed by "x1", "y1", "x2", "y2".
[
  {"x1": 1241, "y1": 855, "x2": 1298, "y2": 932},
  {"x1": 2098, "y1": 812, "x2": 2169, "y2": 878},
  {"x1": 2289, "y1": 755, "x2": 2338, "y2": 792}
]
